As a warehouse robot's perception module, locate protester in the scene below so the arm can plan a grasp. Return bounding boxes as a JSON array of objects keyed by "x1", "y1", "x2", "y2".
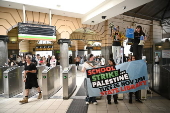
[
  {"x1": 19, "y1": 55, "x2": 42, "y2": 104},
  {"x1": 133, "y1": 25, "x2": 147, "y2": 59},
  {"x1": 81, "y1": 54, "x2": 98, "y2": 105},
  {"x1": 129, "y1": 55, "x2": 143, "y2": 104},
  {"x1": 107, "y1": 58, "x2": 118, "y2": 104}
]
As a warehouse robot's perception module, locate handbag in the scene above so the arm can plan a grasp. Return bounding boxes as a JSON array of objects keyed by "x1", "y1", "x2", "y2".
[{"x1": 130, "y1": 45, "x2": 133, "y2": 52}]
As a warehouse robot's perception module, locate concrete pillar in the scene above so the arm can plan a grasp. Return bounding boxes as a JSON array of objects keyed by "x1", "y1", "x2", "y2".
[
  {"x1": 0, "y1": 41, "x2": 8, "y2": 66},
  {"x1": 60, "y1": 43, "x2": 69, "y2": 69},
  {"x1": 87, "y1": 48, "x2": 92, "y2": 54},
  {"x1": 101, "y1": 46, "x2": 112, "y2": 65},
  {"x1": 72, "y1": 51, "x2": 76, "y2": 64}
]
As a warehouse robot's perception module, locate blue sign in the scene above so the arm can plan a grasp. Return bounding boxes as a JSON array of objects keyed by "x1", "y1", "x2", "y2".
[{"x1": 126, "y1": 28, "x2": 134, "y2": 38}]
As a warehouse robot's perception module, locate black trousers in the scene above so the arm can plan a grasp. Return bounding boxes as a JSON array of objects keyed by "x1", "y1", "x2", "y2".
[
  {"x1": 133, "y1": 43, "x2": 143, "y2": 59},
  {"x1": 107, "y1": 94, "x2": 118, "y2": 102},
  {"x1": 129, "y1": 90, "x2": 141, "y2": 100}
]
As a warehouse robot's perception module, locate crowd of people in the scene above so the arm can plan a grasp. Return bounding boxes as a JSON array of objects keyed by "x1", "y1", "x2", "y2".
[{"x1": 6, "y1": 54, "x2": 60, "y2": 67}]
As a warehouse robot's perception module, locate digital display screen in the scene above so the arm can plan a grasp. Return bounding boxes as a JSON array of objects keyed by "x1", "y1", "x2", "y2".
[{"x1": 18, "y1": 23, "x2": 56, "y2": 41}]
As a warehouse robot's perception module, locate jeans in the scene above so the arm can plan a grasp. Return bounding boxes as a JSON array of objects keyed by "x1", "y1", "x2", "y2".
[{"x1": 133, "y1": 43, "x2": 143, "y2": 59}]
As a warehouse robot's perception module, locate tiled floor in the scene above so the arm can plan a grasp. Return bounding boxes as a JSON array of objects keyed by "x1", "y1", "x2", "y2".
[{"x1": 0, "y1": 64, "x2": 170, "y2": 113}]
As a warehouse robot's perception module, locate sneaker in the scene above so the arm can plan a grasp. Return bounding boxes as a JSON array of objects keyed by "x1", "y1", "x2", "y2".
[
  {"x1": 129, "y1": 99, "x2": 132, "y2": 104},
  {"x1": 37, "y1": 93, "x2": 42, "y2": 99},
  {"x1": 114, "y1": 101, "x2": 118, "y2": 104},
  {"x1": 86, "y1": 102, "x2": 89, "y2": 105},
  {"x1": 108, "y1": 101, "x2": 111, "y2": 104},
  {"x1": 136, "y1": 99, "x2": 143, "y2": 103},
  {"x1": 93, "y1": 102, "x2": 97, "y2": 105},
  {"x1": 19, "y1": 97, "x2": 28, "y2": 104}
]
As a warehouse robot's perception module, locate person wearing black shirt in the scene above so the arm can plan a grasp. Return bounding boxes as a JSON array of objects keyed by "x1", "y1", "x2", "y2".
[
  {"x1": 19, "y1": 56, "x2": 42, "y2": 104},
  {"x1": 46, "y1": 55, "x2": 51, "y2": 67},
  {"x1": 107, "y1": 58, "x2": 118, "y2": 104},
  {"x1": 133, "y1": 25, "x2": 146, "y2": 60}
]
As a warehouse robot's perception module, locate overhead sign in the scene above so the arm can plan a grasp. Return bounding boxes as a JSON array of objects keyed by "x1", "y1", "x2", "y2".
[{"x1": 18, "y1": 23, "x2": 56, "y2": 41}]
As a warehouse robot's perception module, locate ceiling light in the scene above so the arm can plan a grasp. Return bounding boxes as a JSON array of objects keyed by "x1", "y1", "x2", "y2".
[{"x1": 56, "y1": 5, "x2": 61, "y2": 8}]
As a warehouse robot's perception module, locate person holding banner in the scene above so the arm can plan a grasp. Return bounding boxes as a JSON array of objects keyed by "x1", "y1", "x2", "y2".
[
  {"x1": 107, "y1": 58, "x2": 118, "y2": 104},
  {"x1": 81, "y1": 54, "x2": 98, "y2": 105},
  {"x1": 129, "y1": 55, "x2": 143, "y2": 104}
]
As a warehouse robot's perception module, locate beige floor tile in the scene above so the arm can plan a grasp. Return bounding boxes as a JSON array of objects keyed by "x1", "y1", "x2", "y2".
[
  {"x1": 0, "y1": 108, "x2": 8, "y2": 113},
  {"x1": 57, "y1": 105, "x2": 69, "y2": 110},
  {"x1": 14, "y1": 108, "x2": 27, "y2": 113},
  {"x1": 45, "y1": 109, "x2": 56, "y2": 113},
  {"x1": 11, "y1": 105, "x2": 23, "y2": 109},
  {"x1": 127, "y1": 106, "x2": 140, "y2": 111},
  {"x1": 21, "y1": 105, "x2": 32, "y2": 109},
  {"x1": 38, "y1": 105, "x2": 50, "y2": 110},
  {"x1": 55, "y1": 110, "x2": 66, "y2": 113},
  {"x1": 87, "y1": 110, "x2": 96, "y2": 113},
  {"x1": 129, "y1": 111, "x2": 141, "y2": 113},
  {"x1": 108, "y1": 111, "x2": 118, "y2": 113},
  {"x1": 24, "y1": 109, "x2": 37, "y2": 113},
  {"x1": 97, "y1": 110, "x2": 107, "y2": 113},
  {"x1": 34, "y1": 109, "x2": 46, "y2": 113},
  {"x1": 118, "y1": 111, "x2": 130, "y2": 113},
  {"x1": 4, "y1": 109, "x2": 18, "y2": 113},
  {"x1": 29, "y1": 105, "x2": 41, "y2": 109},
  {"x1": 48, "y1": 105, "x2": 59, "y2": 110}
]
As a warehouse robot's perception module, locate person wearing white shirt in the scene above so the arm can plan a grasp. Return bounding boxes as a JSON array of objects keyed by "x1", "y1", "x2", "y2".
[
  {"x1": 81, "y1": 54, "x2": 98, "y2": 105},
  {"x1": 100, "y1": 56, "x2": 105, "y2": 66}
]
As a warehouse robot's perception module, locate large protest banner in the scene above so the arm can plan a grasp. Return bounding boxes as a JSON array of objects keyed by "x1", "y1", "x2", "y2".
[{"x1": 85, "y1": 60, "x2": 148, "y2": 97}]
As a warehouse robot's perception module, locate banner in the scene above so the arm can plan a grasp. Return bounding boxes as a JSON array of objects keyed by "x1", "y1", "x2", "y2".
[{"x1": 86, "y1": 60, "x2": 148, "y2": 97}]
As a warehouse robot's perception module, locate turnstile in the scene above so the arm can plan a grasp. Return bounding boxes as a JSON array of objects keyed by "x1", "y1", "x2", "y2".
[
  {"x1": 63, "y1": 65, "x2": 77, "y2": 99},
  {"x1": 0, "y1": 67, "x2": 8, "y2": 94},
  {"x1": 42, "y1": 66, "x2": 61, "y2": 100},
  {"x1": 3, "y1": 66, "x2": 24, "y2": 98}
]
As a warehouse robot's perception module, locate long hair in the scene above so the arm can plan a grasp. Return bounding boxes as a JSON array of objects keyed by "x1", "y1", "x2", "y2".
[
  {"x1": 109, "y1": 58, "x2": 116, "y2": 66},
  {"x1": 135, "y1": 25, "x2": 144, "y2": 34}
]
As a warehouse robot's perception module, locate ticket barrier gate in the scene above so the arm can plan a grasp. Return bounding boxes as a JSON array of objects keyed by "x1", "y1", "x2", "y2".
[
  {"x1": 22, "y1": 66, "x2": 46, "y2": 98},
  {"x1": 3, "y1": 66, "x2": 24, "y2": 98},
  {"x1": 63, "y1": 65, "x2": 77, "y2": 99},
  {"x1": 0, "y1": 67, "x2": 8, "y2": 94},
  {"x1": 36, "y1": 66, "x2": 46, "y2": 89},
  {"x1": 42, "y1": 66, "x2": 61, "y2": 100}
]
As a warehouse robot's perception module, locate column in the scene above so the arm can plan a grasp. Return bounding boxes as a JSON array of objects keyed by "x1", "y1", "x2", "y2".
[
  {"x1": 59, "y1": 39, "x2": 70, "y2": 69},
  {"x1": 0, "y1": 35, "x2": 8, "y2": 66},
  {"x1": 86, "y1": 47, "x2": 92, "y2": 54}
]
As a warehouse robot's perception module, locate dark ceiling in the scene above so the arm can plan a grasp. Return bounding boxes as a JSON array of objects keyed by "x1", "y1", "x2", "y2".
[{"x1": 123, "y1": 0, "x2": 170, "y2": 24}]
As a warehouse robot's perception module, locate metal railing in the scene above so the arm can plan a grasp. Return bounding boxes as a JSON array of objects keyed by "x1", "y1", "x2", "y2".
[
  {"x1": 0, "y1": 67, "x2": 8, "y2": 94},
  {"x1": 42, "y1": 66, "x2": 61, "y2": 100},
  {"x1": 63, "y1": 65, "x2": 77, "y2": 99},
  {"x1": 3, "y1": 66, "x2": 24, "y2": 98}
]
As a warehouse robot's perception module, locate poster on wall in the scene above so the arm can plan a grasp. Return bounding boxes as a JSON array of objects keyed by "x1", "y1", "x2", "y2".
[
  {"x1": 162, "y1": 50, "x2": 170, "y2": 58},
  {"x1": 85, "y1": 60, "x2": 148, "y2": 97}
]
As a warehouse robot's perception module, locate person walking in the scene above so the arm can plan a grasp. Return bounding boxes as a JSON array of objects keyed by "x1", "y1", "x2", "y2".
[
  {"x1": 107, "y1": 58, "x2": 118, "y2": 104},
  {"x1": 19, "y1": 56, "x2": 42, "y2": 104}
]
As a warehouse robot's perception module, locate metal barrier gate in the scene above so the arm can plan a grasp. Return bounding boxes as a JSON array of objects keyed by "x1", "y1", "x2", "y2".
[
  {"x1": 42, "y1": 66, "x2": 61, "y2": 100},
  {"x1": 0, "y1": 67, "x2": 8, "y2": 94},
  {"x1": 63, "y1": 65, "x2": 77, "y2": 99},
  {"x1": 22, "y1": 66, "x2": 46, "y2": 98},
  {"x1": 3, "y1": 66, "x2": 24, "y2": 98}
]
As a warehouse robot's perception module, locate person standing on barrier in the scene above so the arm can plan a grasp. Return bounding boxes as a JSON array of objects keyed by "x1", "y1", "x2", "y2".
[
  {"x1": 107, "y1": 58, "x2": 118, "y2": 104},
  {"x1": 133, "y1": 25, "x2": 147, "y2": 60},
  {"x1": 81, "y1": 54, "x2": 98, "y2": 105},
  {"x1": 19, "y1": 56, "x2": 42, "y2": 104},
  {"x1": 129, "y1": 55, "x2": 143, "y2": 104}
]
